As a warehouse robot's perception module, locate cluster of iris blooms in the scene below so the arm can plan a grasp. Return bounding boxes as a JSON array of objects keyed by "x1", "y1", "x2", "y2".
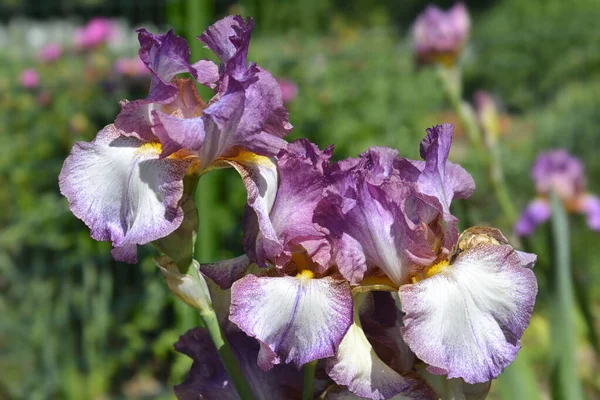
[{"x1": 59, "y1": 9, "x2": 542, "y2": 400}]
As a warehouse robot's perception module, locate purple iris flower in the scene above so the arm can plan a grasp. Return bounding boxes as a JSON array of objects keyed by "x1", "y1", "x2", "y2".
[
  {"x1": 59, "y1": 16, "x2": 291, "y2": 263},
  {"x1": 314, "y1": 124, "x2": 537, "y2": 386},
  {"x1": 515, "y1": 149, "x2": 600, "y2": 235},
  {"x1": 412, "y1": 2, "x2": 470, "y2": 65}
]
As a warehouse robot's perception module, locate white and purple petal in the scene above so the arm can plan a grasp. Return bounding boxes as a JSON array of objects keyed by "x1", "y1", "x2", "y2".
[
  {"x1": 399, "y1": 243, "x2": 537, "y2": 383},
  {"x1": 326, "y1": 322, "x2": 435, "y2": 400},
  {"x1": 220, "y1": 152, "x2": 282, "y2": 268},
  {"x1": 229, "y1": 274, "x2": 353, "y2": 368},
  {"x1": 244, "y1": 139, "x2": 333, "y2": 268},
  {"x1": 315, "y1": 180, "x2": 434, "y2": 285},
  {"x1": 58, "y1": 125, "x2": 191, "y2": 263}
]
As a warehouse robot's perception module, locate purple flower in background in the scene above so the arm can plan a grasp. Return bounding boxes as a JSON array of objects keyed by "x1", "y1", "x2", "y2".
[
  {"x1": 412, "y1": 2, "x2": 470, "y2": 65},
  {"x1": 38, "y1": 43, "x2": 62, "y2": 63},
  {"x1": 515, "y1": 149, "x2": 600, "y2": 235},
  {"x1": 59, "y1": 16, "x2": 291, "y2": 263},
  {"x1": 74, "y1": 17, "x2": 115, "y2": 49},
  {"x1": 19, "y1": 68, "x2": 39, "y2": 88},
  {"x1": 277, "y1": 78, "x2": 298, "y2": 104}
]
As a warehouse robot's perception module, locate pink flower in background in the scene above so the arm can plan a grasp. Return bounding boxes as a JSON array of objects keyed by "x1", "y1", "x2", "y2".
[
  {"x1": 38, "y1": 43, "x2": 62, "y2": 63},
  {"x1": 74, "y1": 17, "x2": 115, "y2": 49},
  {"x1": 412, "y1": 2, "x2": 470, "y2": 65},
  {"x1": 276, "y1": 78, "x2": 298, "y2": 104},
  {"x1": 19, "y1": 69, "x2": 40, "y2": 88},
  {"x1": 114, "y1": 56, "x2": 150, "y2": 77}
]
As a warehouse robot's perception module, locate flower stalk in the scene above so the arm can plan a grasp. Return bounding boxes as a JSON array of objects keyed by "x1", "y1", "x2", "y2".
[
  {"x1": 437, "y1": 66, "x2": 517, "y2": 222},
  {"x1": 302, "y1": 360, "x2": 318, "y2": 400},
  {"x1": 549, "y1": 191, "x2": 584, "y2": 400},
  {"x1": 198, "y1": 295, "x2": 255, "y2": 400}
]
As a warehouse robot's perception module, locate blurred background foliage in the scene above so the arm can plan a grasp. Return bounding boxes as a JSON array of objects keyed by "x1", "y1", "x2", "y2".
[{"x1": 0, "y1": 0, "x2": 599, "y2": 398}]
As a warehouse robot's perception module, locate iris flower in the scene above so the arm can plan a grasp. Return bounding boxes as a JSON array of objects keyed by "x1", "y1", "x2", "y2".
[
  {"x1": 515, "y1": 149, "x2": 600, "y2": 235},
  {"x1": 316, "y1": 124, "x2": 537, "y2": 387},
  {"x1": 59, "y1": 16, "x2": 291, "y2": 263}
]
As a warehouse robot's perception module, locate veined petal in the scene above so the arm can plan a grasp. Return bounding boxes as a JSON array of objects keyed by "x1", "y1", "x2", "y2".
[
  {"x1": 152, "y1": 111, "x2": 205, "y2": 157},
  {"x1": 197, "y1": 80, "x2": 246, "y2": 171},
  {"x1": 514, "y1": 198, "x2": 550, "y2": 236},
  {"x1": 116, "y1": 31, "x2": 217, "y2": 139},
  {"x1": 229, "y1": 274, "x2": 353, "y2": 368},
  {"x1": 137, "y1": 28, "x2": 204, "y2": 102},
  {"x1": 198, "y1": 15, "x2": 254, "y2": 78},
  {"x1": 316, "y1": 181, "x2": 434, "y2": 285},
  {"x1": 245, "y1": 139, "x2": 333, "y2": 268},
  {"x1": 326, "y1": 323, "x2": 435, "y2": 400},
  {"x1": 413, "y1": 124, "x2": 475, "y2": 214},
  {"x1": 399, "y1": 243, "x2": 537, "y2": 383},
  {"x1": 219, "y1": 151, "x2": 282, "y2": 268},
  {"x1": 58, "y1": 125, "x2": 191, "y2": 263}
]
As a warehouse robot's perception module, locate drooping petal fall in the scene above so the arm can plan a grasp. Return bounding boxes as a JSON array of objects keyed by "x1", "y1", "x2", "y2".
[
  {"x1": 58, "y1": 125, "x2": 192, "y2": 263},
  {"x1": 229, "y1": 273, "x2": 353, "y2": 369},
  {"x1": 399, "y1": 242, "x2": 537, "y2": 384}
]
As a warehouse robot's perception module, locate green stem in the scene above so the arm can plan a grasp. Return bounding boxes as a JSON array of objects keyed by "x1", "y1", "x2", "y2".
[
  {"x1": 437, "y1": 66, "x2": 517, "y2": 222},
  {"x1": 200, "y1": 307, "x2": 255, "y2": 400},
  {"x1": 442, "y1": 378, "x2": 465, "y2": 400},
  {"x1": 549, "y1": 192, "x2": 584, "y2": 400},
  {"x1": 302, "y1": 360, "x2": 318, "y2": 400}
]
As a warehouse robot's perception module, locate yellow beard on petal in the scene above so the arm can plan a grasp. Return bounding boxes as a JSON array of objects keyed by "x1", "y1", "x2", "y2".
[
  {"x1": 296, "y1": 269, "x2": 315, "y2": 280},
  {"x1": 135, "y1": 142, "x2": 162, "y2": 156},
  {"x1": 425, "y1": 260, "x2": 450, "y2": 278}
]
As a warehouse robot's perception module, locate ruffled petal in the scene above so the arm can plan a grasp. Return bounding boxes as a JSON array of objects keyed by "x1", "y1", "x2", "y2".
[
  {"x1": 229, "y1": 274, "x2": 353, "y2": 368},
  {"x1": 326, "y1": 322, "x2": 436, "y2": 400},
  {"x1": 137, "y1": 28, "x2": 203, "y2": 102},
  {"x1": 324, "y1": 386, "x2": 436, "y2": 400},
  {"x1": 152, "y1": 112, "x2": 205, "y2": 157},
  {"x1": 58, "y1": 125, "x2": 191, "y2": 263},
  {"x1": 413, "y1": 124, "x2": 475, "y2": 214},
  {"x1": 315, "y1": 180, "x2": 434, "y2": 285},
  {"x1": 219, "y1": 152, "x2": 282, "y2": 268},
  {"x1": 116, "y1": 30, "x2": 217, "y2": 140},
  {"x1": 514, "y1": 198, "x2": 551, "y2": 236},
  {"x1": 399, "y1": 242, "x2": 537, "y2": 383},
  {"x1": 198, "y1": 15, "x2": 254, "y2": 78},
  {"x1": 244, "y1": 139, "x2": 333, "y2": 268}
]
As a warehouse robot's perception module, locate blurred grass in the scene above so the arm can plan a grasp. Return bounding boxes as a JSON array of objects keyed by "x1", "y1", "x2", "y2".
[{"x1": 1, "y1": 0, "x2": 600, "y2": 398}]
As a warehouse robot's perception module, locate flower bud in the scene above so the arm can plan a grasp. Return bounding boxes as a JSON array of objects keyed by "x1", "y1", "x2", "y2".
[{"x1": 155, "y1": 255, "x2": 212, "y2": 312}]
